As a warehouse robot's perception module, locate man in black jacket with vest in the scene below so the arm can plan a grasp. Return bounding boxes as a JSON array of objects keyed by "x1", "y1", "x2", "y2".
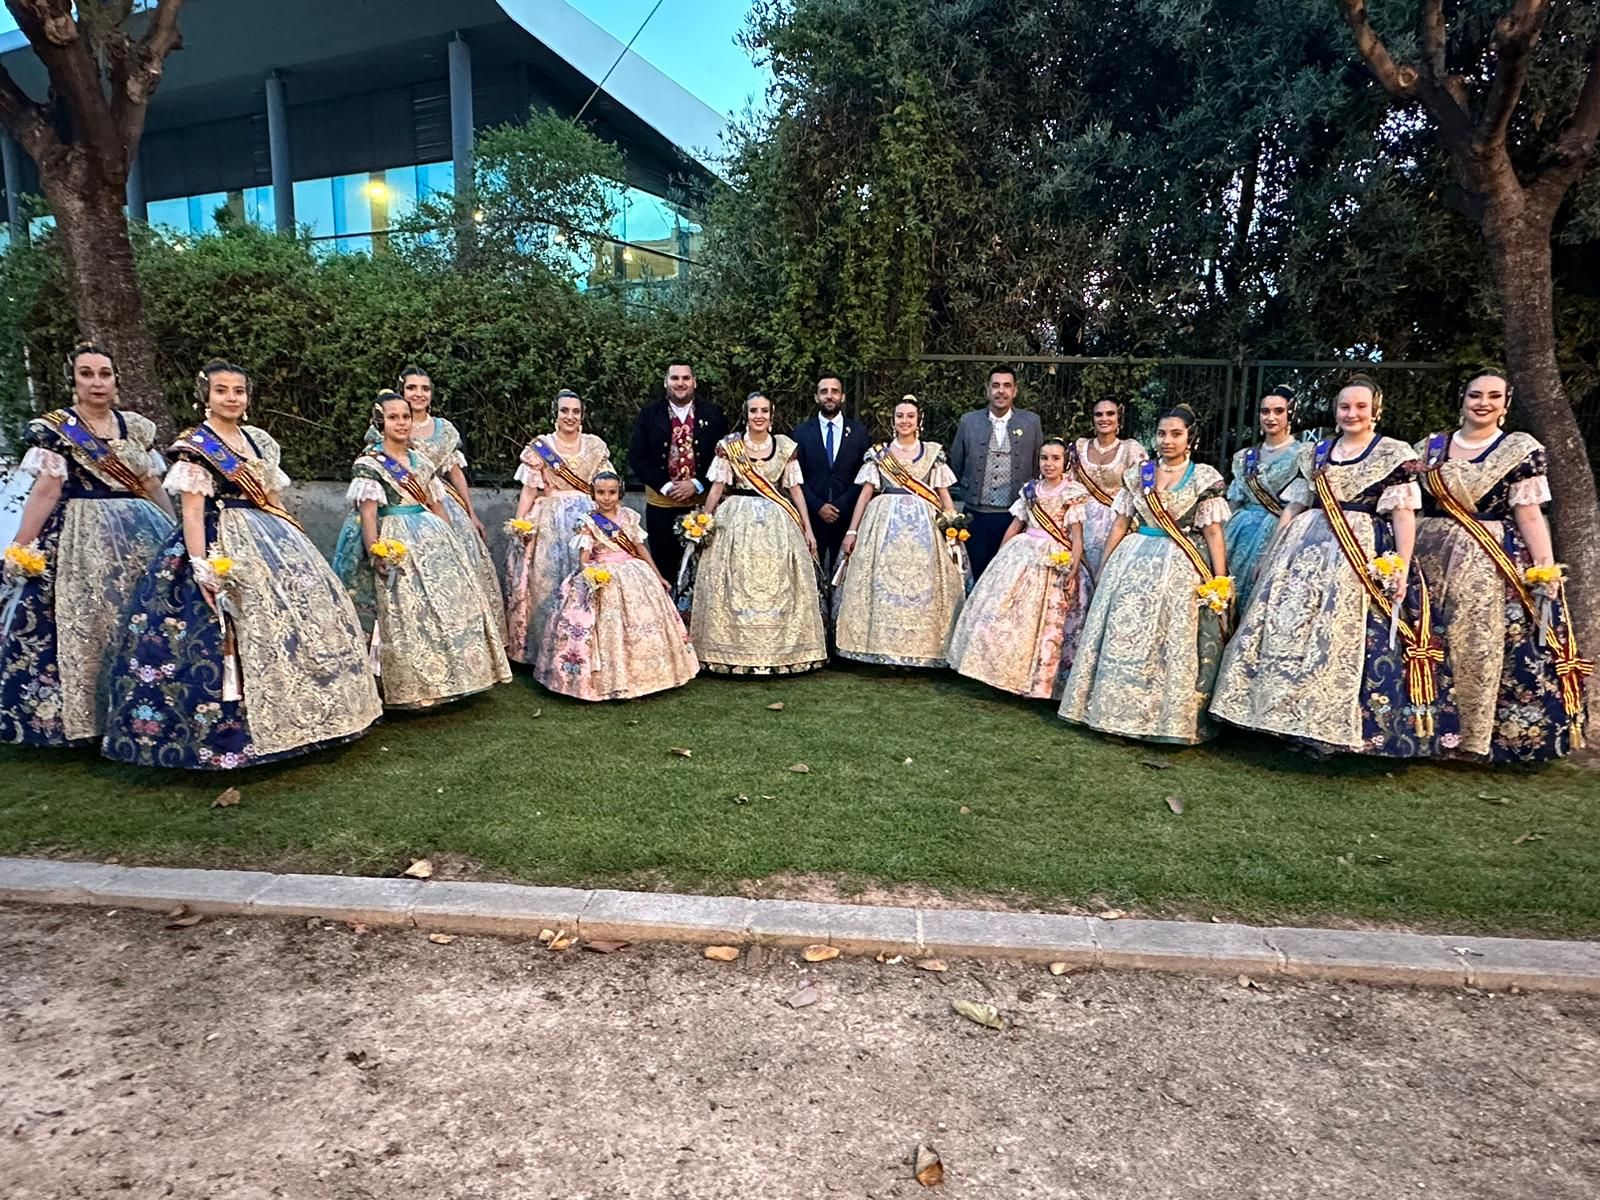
[
  {"x1": 789, "y1": 372, "x2": 870, "y2": 589},
  {"x1": 627, "y1": 362, "x2": 728, "y2": 586}
]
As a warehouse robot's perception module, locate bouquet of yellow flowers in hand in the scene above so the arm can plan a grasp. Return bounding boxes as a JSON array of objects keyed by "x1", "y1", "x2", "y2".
[
  {"x1": 1524, "y1": 563, "x2": 1566, "y2": 587},
  {"x1": 1047, "y1": 548, "x2": 1074, "y2": 573},
  {"x1": 368, "y1": 538, "x2": 408, "y2": 572},
  {"x1": 3, "y1": 542, "x2": 47, "y2": 580},
  {"x1": 582, "y1": 565, "x2": 613, "y2": 591},
  {"x1": 1195, "y1": 575, "x2": 1234, "y2": 615},
  {"x1": 1368, "y1": 552, "x2": 1406, "y2": 592},
  {"x1": 505, "y1": 517, "x2": 535, "y2": 539},
  {"x1": 677, "y1": 509, "x2": 715, "y2": 546}
]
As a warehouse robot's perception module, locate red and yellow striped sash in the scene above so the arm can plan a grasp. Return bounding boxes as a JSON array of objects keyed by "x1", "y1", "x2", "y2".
[{"x1": 722, "y1": 437, "x2": 806, "y2": 534}]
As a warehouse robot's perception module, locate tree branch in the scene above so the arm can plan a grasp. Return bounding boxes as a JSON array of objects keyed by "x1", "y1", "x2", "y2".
[
  {"x1": 1476, "y1": 0, "x2": 1551, "y2": 150},
  {"x1": 1418, "y1": 0, "x2": 1469, "y2": 106},
  {"x1": 1338, "y1": 0, "x2": 1475, "y2": 158},
  {"x1": 113, "y1": 0, "x2": 186, "y2": 152},
  {"x1": 0, "y1": 58, "x2": 53, "y2": 159},
  {"x1": 6, "y1": 0, "x2": 124, "y2": 169},
  {"x1": 1529, "y1": 31, "x2": 1600, "y2": 214}
]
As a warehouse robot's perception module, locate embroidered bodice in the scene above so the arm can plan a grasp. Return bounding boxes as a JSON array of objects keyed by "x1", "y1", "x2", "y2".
[
  {"x1": 856, "y1": 442, "x2": 957, "y2": 493},
  {"x1": 21, "y1": 409, "x2": 162, "y2": 498},
  {"x1": 1074, "y1": 437, "x2": 1148, "y2": 497},
  {"x1": 710, "y1": 434, "x2": 803, "y2": 492},
  {"x1": 1414, "y1": 431, "x2": 1550, "y2": 520},
  {"x1": 514, "y1": 433, "x2": 615, "y2": 492},
  {"x1": 1113, "y1": 462, "x2": 1229, "y2": 532},
  {"x1": 1225, "y1": 440, "x2": 1301, "y2": 510},
  {"x1": 165, "y1": 425, "x2": 292, "y2": 501},
  {"x1": 348, "y1": 449, "x2": 444, "y2": 508},
  {"x1": 1282, "y1": 436, "x2": 1421, "y2": 514}
]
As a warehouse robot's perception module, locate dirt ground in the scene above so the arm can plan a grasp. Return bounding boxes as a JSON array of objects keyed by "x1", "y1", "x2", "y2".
[{"x1": 2, "y1": 905, "x2": 1598, "y2": 1200}]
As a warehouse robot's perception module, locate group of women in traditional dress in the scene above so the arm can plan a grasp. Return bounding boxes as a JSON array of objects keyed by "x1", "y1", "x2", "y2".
[{"x1": 1, "y1": 352, "x2": 1587, "y2": 770}]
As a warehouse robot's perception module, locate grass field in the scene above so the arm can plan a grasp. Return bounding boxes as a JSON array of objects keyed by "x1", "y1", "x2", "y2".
[{"x1": 1, "y1": 666, "x2": 1595, "y2": 938}]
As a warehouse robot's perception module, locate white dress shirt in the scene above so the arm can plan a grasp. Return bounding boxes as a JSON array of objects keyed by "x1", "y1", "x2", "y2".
[{"x1": 988, "y1": 409, "x2": 1011, "y2": 448}]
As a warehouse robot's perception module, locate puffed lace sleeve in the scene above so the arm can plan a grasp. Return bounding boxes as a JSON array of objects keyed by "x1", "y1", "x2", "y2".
[
  {"x1": 854, "y1": 459, "x2": 882, "y2": 488},
  {"x1": 1008, "y1": 492, "x2": 1030, "y2": 522},
  {"x1": 1111, "y1": 488, "x2": 1136, "y2": 518},
  {"x1": 515, "y1": 443, "x2": 545, "y2": 490},
  {"x1": 927, "y1": 457, "x2": 956, "y2": 490},
  {"x1": 1061, "y1": 495, "x2": 1088, "y2": 524},
  {"x1": 1194, "y1": 497, "x2": 1232, "y2": 528},
  {"x1": 346, "y1": 477, "x2": 386, "y2": 506},
  {"x1": 1508, "y1": 474, "x2": 1552, "y2": 508},
  {"x1": 18, "y1": 446, "x2": 68, "y2": 480},
  {"x1": 247, "y1": 428, "x2": 291, "y2": 492},
  {"x1": 164, "y1": 459, "x2": 215, "y2": 496},
  {"x1": 452, "y1": 450, "x2": 468, "y2": 470},
  {"x1": 1225, "y1": 450, "x2": 1247, "y2": 505},
  {"x1": 708, "y1": 448, "x2": 735, "y2": 486},
  {"x1": 429, "y1": 477, "x2": 447, "y2": 503},
  {"x1": 782, "y1": 454, "x2": 805, "y2": 489},
  {"x1": 1376, "y1": 480, "x2": 1422, "y2": 513}
]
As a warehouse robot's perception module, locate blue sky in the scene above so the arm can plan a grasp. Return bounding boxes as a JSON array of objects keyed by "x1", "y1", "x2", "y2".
[
  {"x1": 0, "y1": 2, "x2": 773, "y2": 122},
  {"x1": 571, "y1": 0, "x2": 771, "y2": 121}
]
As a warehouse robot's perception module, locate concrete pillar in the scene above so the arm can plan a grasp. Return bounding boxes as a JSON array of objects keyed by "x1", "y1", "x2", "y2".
[
  {"x1": 1, "y1": 131, "x2": 24, "y2": 243},
  {"x1": 266, "y1": 70, "x2": 294, "y2": 233},
  {"x1": 448, "y1": 34, "x2": 473, "y2": 200},
  {"x1": 126, "y1": 150, "x2": 147, "y2": 222}
]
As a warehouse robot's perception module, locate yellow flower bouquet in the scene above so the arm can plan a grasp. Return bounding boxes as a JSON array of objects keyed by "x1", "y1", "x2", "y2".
[
  {"x1": 205, "y1": 546, "x2": 234, "y2": 580},
  {"x1": 1368, "y1": 552, "x2": 1406, "y2": 591},
  {"x1": 1195, "y1": 575, "x2": 1234, "y2": 615},
  {"x1": 505, "y1": 517, "x2": 535, "y2": 539},
  {"x1": 582, "y1": 565, "x2": 613, "y2": 590},
  {"x1": 677, "y1": 509, "x2": 715, "y2": 546},
  {"x1": 368, "y1": 538, "x2": 409, "y2": 569},
  {"x1": 1524, "y1": 563, "x2": 1567, "y2": 587},
  {"x1": 3, "y1": 542, "x2": 47, "y2": 578},
  {"x1": 1047, "y1": 548, "x2": 1074, "y2": 572}
]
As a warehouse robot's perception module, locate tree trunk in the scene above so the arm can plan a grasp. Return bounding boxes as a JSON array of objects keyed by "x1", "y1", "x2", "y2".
[
  {"x1": 38, "y1": 154, "x2": 166, "y2": 436},
  {"x1": 1482, "y1": 195, "x2": 1600, "y2": 723}
]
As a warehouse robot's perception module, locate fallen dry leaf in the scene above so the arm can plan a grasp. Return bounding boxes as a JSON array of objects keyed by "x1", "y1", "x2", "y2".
[
  {"x1": 1139, "y1": 759, "x2": 1172, "y2": 771},
  {"x1": 1048, "y1": 962, "x2": 1072, "y2": 976},
  {"x1": 537, "y1": 928, "x2": 556, "y2": 944},
  {"x1": 767, "y1": 702, "x2": 785, "y2": 711},
  {"x1": 1237, "y1": 974, "x2": 1256, "y2": 989},
  {"x1": 584, "y1": 940, "x2": 630, "y2": 954},
  {"x1": 916, "y1": 959, "x2": 948, "y2": 973},
  {"x1": 786, "y1": 984, "x2": 820, "y2": 1009},
  {"x1": 669, "y1": 746, "x2": 693, "y2": 758},
  {"x1": 164, "y1": 913, "x2": 204, "y2": 929},
  {"x1": 211, "y1": 787, "x2": 241, "y2": 808},
  {"x1": 951, "y1": 999, "x2": 1005, "y2": 1031},
  {"x1": 548, "y1": 934, "x2": 575, "y2": 951},
  {"x1": 902, "y1": 757, "x2": 914, "y2": 765},
  {"x1": 1097, "y1": 909, "x2": 1126, "y2": 921},
  {"x1": 402, "y1": 858, "x2": 434, "y2": 880},
  {"x1": 787, "y1": 762, "x2": 811, "y2": 774},
  {"x1": 1512, "y1": 831, "x2": 1547, "y2": 845},
  {"x1": 346, "y1": 921, "x2": 370, "y2": 935},
  {"x1": 164, "y1": 905, "x2": 185, "y2": 919},
  {"x1": 801, "y1": 944, "x2": 840, "y2": 963},
  {"x1": 531, "y1": 708, "x2": 542, "y2": 719},
  {"x1": 704, "y1": 945, "x2": 741, "y2": 962},
  {"x1": 732, "y1": 793, "x2": 750, "y2": 805},
  {"x1": 959, "y1": 805, "x2": 972, "y2": 815},
  {"x1": 913, "y1": 1143, "x2": 944, "y2": 1187},
  {"x1": 1164, "y1": 793, "x2": 1185, "y2": 815},
  {"x1": 1477, "y1": 792, "x2": 1510, "y2": 805},
  {"x1": 427, "y1": 933, "x2": 456, "y2": 945}
]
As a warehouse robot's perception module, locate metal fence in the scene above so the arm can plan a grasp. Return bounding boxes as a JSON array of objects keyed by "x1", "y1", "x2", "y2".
[{"x1": 854, "y1": 355, "x2": 1598, "y2": 473}]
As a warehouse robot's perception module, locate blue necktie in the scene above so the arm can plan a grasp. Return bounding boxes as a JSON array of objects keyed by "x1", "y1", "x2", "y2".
[{"x1": 825, "y1": 419, "x2": 835, "y2": 465}]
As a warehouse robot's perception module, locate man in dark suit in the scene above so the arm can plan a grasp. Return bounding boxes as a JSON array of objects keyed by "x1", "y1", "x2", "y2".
[
  {"x1": 789, "y1": 372, "x2": 870, "y2": 587},
  {"x1": 627, "y1": 362, "x2": 728, "y2": 585},
  {"x1": 948, "y1": 365, "x2": 1044, "y2": 578}
]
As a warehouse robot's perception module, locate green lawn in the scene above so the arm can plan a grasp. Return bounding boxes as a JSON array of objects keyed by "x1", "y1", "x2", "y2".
[{"x1": 1, "y1": 666, "x2": 1595, "y2": 939}]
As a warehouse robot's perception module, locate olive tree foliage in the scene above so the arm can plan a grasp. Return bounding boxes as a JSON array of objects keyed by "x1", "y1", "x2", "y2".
[{"x1": 695, "y1": 1, "x2": 1598, "y2": 417}]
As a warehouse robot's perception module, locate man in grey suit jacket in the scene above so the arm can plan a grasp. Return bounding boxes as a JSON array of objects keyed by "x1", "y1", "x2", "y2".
[{"x1": 947, "y1": 365, "x2": 1044, "y2": 578}]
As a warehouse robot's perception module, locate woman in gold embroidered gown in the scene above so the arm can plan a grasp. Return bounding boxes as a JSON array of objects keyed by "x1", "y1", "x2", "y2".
[
  {"x1": 1223, "y1": 385, "x2": 1301, "y2": 610},
  {"x1": 690, "y1": 392, "x2": 827, "y2": 675},
  {"x1": 1060, "y1": 405, "x2": 1230, "y2": 744},
  {"x1": 534, "y1": 472, "x2": 698, "y2": 701},
  {"x1": 103, "y1": 361, "x2": 381, "y2": 769},
  {"x1": 504, "y1": 389, "x2": 614, "y2": 663},
  {"x1": 1072, "y1": 399, "x2": 1149, "y2": 582},
  {"x1": 946, "y1": 439, "x2": 1089, "y2": 699},
  {"x1": 338, "y1": 392, "x2": 511, "y2": 708},
  {"x1": 365, "y1": 366, "x2": 502, "y2": 609},
  {"x1": 835, "y1": 396, "x2": 965, "y2": 667},
  {"x1": 1210, "y1": 376, "x2": 1460, "y2": 757},
  {"x1": 1, "y1": 343, "x2": 174, "y2": 747},
  {"x1": 1411, "y1": 371, "x2": 1585, "y2": 761}
]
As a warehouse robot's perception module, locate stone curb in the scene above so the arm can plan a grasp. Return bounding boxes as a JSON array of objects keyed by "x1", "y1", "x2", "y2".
[{"x1": 3, "y1": 857, "x2": 1598, "y2": 995}]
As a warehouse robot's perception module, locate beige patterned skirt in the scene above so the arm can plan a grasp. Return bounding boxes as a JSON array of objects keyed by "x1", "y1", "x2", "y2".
[
  {"x1": 835, "y1": 494, "x2": 965, "y2": 667},
  {"x1": 689, "y1": 495, "x2": 826, "y2": 674}
]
